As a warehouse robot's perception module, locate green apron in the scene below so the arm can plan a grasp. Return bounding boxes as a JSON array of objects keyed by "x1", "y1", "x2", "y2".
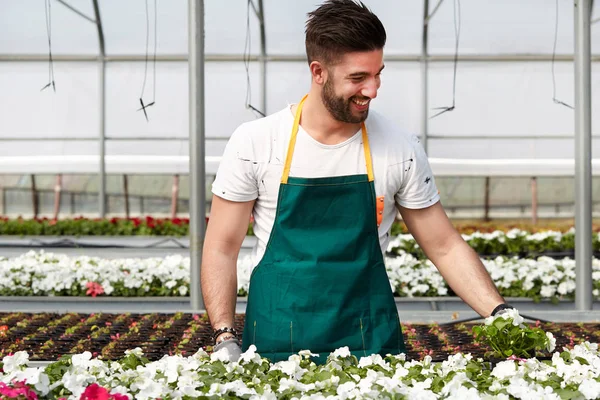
[{"x1": 242, "y1": 95, "x2": 405, "y2": 364}]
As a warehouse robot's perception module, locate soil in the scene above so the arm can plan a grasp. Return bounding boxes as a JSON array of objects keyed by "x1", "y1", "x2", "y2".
[{"x1": 0, "y1": 313, "x2": 596, "y2": 362}]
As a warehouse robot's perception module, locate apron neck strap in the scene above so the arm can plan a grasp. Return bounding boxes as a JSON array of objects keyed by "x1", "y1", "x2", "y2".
[{"x1": 281, "y1": 95, "x2": 375, "y2": 184}]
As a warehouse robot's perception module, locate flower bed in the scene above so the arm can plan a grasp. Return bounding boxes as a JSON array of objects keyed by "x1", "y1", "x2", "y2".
[
  {"x1": 0, "y1": 312, "x2": 595, "y2": 363},
  {"x1": 388, "y1": 229, "x2": 600, "y2": 258},
  {"x1": 0, "y1": 217, "x2": 191, "y2": 237},
  {"x1": 1, "y1": 250, "x2": 599, "y2": 303},
  {"x1": 0, "y1": 312, "x2": 599, "y2": 399},
  {"x1": 1, "y1": 327, "x2": 600, "y2": 399},
  {"x1": 0, "y1": 216, "x2": 595, "y2": 240}
]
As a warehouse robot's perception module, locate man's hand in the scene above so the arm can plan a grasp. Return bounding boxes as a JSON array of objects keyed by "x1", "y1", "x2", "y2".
[
  {"x1": 213, "y1": 338, "x2": 242, "y2": 362},
  {"x1": 491, "y1": 303, "x2": 515, "y2": 317},
  {"x1": 398, "y1": 202, "x2": 505, "y2": 317}
]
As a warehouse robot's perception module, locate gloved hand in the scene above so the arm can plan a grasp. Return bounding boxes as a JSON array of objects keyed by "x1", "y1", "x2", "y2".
[{"x1": 213, "y1": 338, "x2": 242, "y2": 362}]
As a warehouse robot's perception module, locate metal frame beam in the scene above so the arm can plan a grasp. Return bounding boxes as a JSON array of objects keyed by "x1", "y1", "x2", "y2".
[
  {"x1": 257, "y1": 0, "x2": 267, "y2": 115},
  {"x1": 91, "y1": 0, "x2": 106, "y2": 218},
  {"x1": 188, "y1": 0, "x2": 206, "y2": 311},
  {"x1": 574, "y1": 0, "x2": 593, "y2": 311},
  {"x1": 3, "y1": 54, "x2": 600, "y2": 62},
  {"x1": 421, "y1": 0, "x2": 430, "y2": 152},
  {"x1": 6, "y1": 134, "x2": 600, "y2": 141}
]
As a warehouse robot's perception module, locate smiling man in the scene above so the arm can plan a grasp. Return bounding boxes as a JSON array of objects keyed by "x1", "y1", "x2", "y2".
[{"x1": 201, "y1": 0, "x2": 508, "y2": 364}]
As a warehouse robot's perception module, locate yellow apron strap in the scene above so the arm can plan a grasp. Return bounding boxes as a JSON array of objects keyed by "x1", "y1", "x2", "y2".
[
  {"x1": 281, "y1": 95, "x2": 307, "y2": 184},
  {"x1": 281, "y1": 94, "x2": 374, "y2": 184},
  {"x1": 361, "y1": 124, "x2": 374, "y2": 182}
]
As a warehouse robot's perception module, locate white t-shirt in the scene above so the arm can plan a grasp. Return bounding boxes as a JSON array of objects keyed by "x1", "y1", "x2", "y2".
[{"x1": 212, "y1": 105, "x2": 440, "y2": 265}]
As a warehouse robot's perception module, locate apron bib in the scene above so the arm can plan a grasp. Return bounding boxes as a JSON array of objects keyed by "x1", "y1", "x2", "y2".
[{"x1": 242, "y1": 95, "x2": 405, "y2": 364}]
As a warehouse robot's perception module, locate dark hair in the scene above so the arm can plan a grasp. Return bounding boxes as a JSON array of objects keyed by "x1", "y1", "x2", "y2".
[{"x1": 305, "y1": 0, "x2": 386, "y2": 65}]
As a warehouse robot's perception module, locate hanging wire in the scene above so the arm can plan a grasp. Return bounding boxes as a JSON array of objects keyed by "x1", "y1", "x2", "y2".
[
  {"x1": 244, "y1": 0, "x2": 265, "y2": 117},
  {"x1": 41, "y1": 0, "x2": 56, "y2": 92},
  {"x1": 430, "y1": 0, "x2": 461, "y2": 119},
  {"x1": 551, "y1": 0, "x2": 573, "y2": 109},
  {"x1": 138, "y1": 0, "x2": 157, "y2": 121}
]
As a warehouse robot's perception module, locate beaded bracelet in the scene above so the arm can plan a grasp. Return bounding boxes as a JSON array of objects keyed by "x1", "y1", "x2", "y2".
[{"x1": 212, "y1": 326, "x2": 238, "y2": 342}]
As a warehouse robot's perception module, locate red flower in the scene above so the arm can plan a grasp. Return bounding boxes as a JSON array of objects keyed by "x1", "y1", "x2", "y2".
[
  {"x1": 0, "y1": 381, "x2": 38, "y2": 399},
  {"x1": 85, "y1": 282, "x2": 105, "y2": 297},
  {"x1": 80, "y1": 383, "x2": 110, "y2": 400}
]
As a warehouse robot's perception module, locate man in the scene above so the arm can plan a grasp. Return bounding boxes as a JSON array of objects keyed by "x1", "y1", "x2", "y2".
[{"x1": 202, "y1": 0, "x2": 509, "y2": 364}]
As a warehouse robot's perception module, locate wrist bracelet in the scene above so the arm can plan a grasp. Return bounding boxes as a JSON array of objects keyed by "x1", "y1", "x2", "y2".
[
  {"x1": 491, "y1": 303, "x2": 514, "y2": 316},
  {"x1": 215, "y1": 334, "x2": 236, "y2": 345},
  {"x1": 212, "y1": 326, "x2": 238, "y2": 342}
]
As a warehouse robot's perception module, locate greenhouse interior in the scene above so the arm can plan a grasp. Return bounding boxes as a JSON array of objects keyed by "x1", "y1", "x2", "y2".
[{"x1": 2, "y1": 0, "x2": 600, "y2": 398}]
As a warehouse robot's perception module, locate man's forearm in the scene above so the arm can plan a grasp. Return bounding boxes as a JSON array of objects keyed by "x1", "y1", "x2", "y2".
[
  {"x1": 432, "y1": 238, "x2": 504, "y2": 317},
  {"x1": 201, "y1": 246, "x2": 238, "y2": 330}
]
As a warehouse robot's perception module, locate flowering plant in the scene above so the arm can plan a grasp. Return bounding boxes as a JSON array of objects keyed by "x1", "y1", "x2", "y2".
[
  {"x1": 388, "y1": 228, "x2": 600, "y2": 258},
  {"x1": 1, "y1": 250, "x2": 599, "y2": 302},
  {"x1": 3, "y1": 340, "x2": 600, "y2": 399},
  {"x1": 472, "y1": 308, "x2": 556, "y2": 359}
]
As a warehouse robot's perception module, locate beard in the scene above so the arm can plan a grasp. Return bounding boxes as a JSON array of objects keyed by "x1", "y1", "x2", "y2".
[{"x1": 321, "y1": 78, "x2": 369, "y2": 124}]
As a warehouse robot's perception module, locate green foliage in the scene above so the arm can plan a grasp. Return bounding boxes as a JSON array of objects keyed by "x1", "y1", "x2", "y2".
[{"x1": 472, "y1": 315, "x2": 554, "y2": 359}]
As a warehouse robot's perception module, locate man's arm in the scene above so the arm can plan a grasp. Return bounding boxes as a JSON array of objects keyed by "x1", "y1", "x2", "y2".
[
  {"x1": 201, "y1": 195, "x2": 255, "y2": 338},
  {"x1": 397, "y1": 202, "x2": 504, "y2": 317}
]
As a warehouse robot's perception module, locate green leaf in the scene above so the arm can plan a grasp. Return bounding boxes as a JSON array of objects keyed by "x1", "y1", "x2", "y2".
[
  {"x1": 575, "y1": 356, "x2": 590, "y2": 366},
  {"x1": 554, "y1": 388, "x2": 582, "y2": 399}
]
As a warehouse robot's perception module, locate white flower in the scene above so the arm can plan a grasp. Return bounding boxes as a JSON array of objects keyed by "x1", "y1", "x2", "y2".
[
  {"x1": 239, "y1": 345, "x2": 262, "y2": 364},
  {"x1": 13, "y1": 367, "x2": 50, "y2": 395},
  {"x1": 71, "y1": 351, "x2": 93, "y2": 367},
  {"x1": 336, "y1": 381, "x2": 359, "y2": 399},
  {"x1": 546, "y1": 332, "x2": 557, "y2": 352},
  {"x1": 298, "y1": 349, "x2": 319, "y2": 359},
  {"x1": 210, "y1": 347, "x2": 234, "y2": 363},
  {"x1": 579, "y1": 379, "x2": 600, "y2": 399},
  {"x1": 332, "y1": 346, "x2": 352, "y2": 359},
  {"x1": 541, "y1": 285, "x2": 556, "y2": 298},
  {"x1": 2, "y1": 351, "x2": 29, "y2": 373},
  {"x1": 125, "y1": 347, "x2": 144, "y2": 357},
  {"x1": 358, "y1": 353, "x2": 388, "y2": 369},
  {"x1": 491, "y1": 361, "x2": 517, "y2": 380},
  {"x1": 272, "y1": 358, "x2": 307, "y2": 380}
]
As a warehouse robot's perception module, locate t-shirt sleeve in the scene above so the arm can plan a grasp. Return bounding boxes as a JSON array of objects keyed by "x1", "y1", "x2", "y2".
[
  {"x1": 394, "y1": 135, "x2": 441, "y2": 209},
  {"x1": 211, "y1": 126, "x2": 259, "y2": 202}
]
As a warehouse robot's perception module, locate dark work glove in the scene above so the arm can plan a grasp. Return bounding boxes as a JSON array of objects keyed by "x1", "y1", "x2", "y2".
[
  {"x1": 213, "y1": 338, "x2": 242, "y2": 362},
  {"x1": 491, "y1": 303, "x2": 515, "y2": 317}
]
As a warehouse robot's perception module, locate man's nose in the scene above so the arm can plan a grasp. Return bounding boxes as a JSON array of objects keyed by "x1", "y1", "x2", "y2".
[{"x1": 361, "y1": 79, "x2": 378, "y2": 99}]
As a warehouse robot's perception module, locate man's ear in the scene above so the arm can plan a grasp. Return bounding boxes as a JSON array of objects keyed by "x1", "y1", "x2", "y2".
[{"x1": 309, "y1": 61, "x2": 327, "y2": 85}]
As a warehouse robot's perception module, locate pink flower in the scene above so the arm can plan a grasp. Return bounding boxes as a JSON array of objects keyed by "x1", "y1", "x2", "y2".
[
  {"x1": 80, "y1": 383, "x2": 128, "y2": 400},
  {"x1": 0, "y1": 381, "x2": 38, "y2": 399},
  {"x1": 85, "y1": 282, "x2": 105, "y2": 297},
  {"x1": 507, "y1": 355, "x2": 528, "y2": 363}
]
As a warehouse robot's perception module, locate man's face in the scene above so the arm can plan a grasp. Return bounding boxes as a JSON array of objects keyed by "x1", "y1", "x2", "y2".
[{"x1": 320, "y1": 49, "x2": 384, "y2": 124}]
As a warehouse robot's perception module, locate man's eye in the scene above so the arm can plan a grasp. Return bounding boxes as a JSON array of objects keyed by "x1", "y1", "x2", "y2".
[{"x1": 351, "y1": 77, "x2": 364, "y2": 82}]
